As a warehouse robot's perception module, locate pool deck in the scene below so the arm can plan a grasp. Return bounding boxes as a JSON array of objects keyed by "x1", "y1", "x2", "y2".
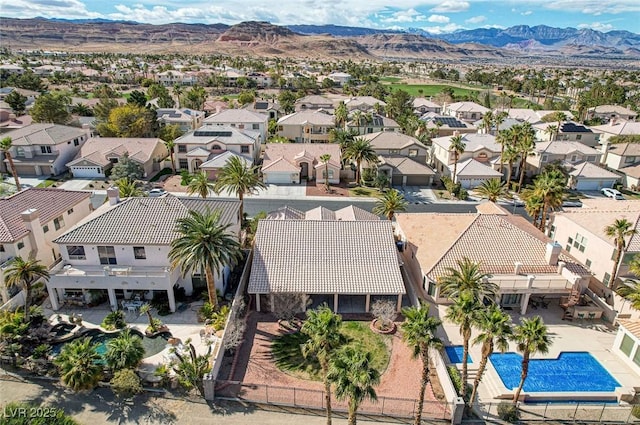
[{"x1": 432, "y1": 302, "x2": 640, "y2": 404}]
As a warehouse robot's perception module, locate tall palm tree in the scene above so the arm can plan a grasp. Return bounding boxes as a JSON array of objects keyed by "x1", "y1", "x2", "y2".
[
  {"x1": 164, "y1": 139, "x2": 176, "y2": 173},
  {"x1": 475, "y1": 179, "x2": 507, "y2": 202},
  {"x1": 104, "y1": 329, "x2": 145, "y2": 371},
  {"x1": 469, "y1": 305, "x2": 513, "y2": 406},
  {"x1": 552, "y1": 111, "x2": 567, "y2": 134},
  {"x1": 516, "y1": 123, "x2": 536, "y2": 193},
  {"x1": 301, "y1": 305, "x2": 345, "y2": 425},
  {"x1": 4, "y1": 256, "x2": 49, "y2": 323},
  {"x1": 481, "y1": 111, "x2": 494, "y2": 134},
  {"x1": 115, "y1": 177, "x2": 144, "y2": 198},
  {"x1": 448, "y1": 135, "x2": 465, "y2": 184},
  {"x1": 187, "y1": 170, "x2": 215, "y2": 199},
  {"x1": 438, "y1": 257, "x2": 498, "y2": 304},
  {"x1": 520, "y1": 187, "x2": 544, "y2": 227},
  {"x1": 54, "y1": 337, "x2": 103, "y2": 392},
  {"x1": 512, "y1": 316, "x2": 551, "y2": 404},
  {"x1": 532, "y1": 171, "x2": 565, "y2": 232},
  {"x1": 0, "y1": 137, "x2": 21, "y2": 191},
  {"x1": 320, "y1": 154, "x2": 331, "y2": 192},
  {"x1": 494, "y1": 111, "x2": 508, "y2": 135},
  {"x1": 334, "y1": 101, "x2": 348, "y2": 130},
  {"x1": 502, "y1": 144, "x2": 519, "y2": 188},
  {"x1": 344, "y1": 137, "x2": 378, "y2": 186},
  {"x1": 544, "y1": 124, "x2": 558, "y2": 142},
  {"x1": 445, "y1": 292, "x2": 481, "y2": 399},
  {"x1": 214, "y1": 156, "x2": 266, "y2": 222},
  {"x1": 169, "y1": 209, "x2": 242, "y2": 310},
  {"x1": 617, "y1": 280, "x2": 640, "y2": 311},
  {"x1": 352, "y1": 110, "x2": 363, "y2": 135},
  {"x1": 401, "y1": 304, "x2": 443, "y2": 425},
  {"x1": 327, "y1": 346, "x2": 380, "y2": 425},
  {"x1": 372, "y1": 189, "x2": 408, "y2": 221},
  {"x1": 604, "y1": 218, "x2": 638, "y2": 290}
]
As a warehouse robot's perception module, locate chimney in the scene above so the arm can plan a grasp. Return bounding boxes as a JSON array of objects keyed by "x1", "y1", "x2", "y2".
[
  {"x1": 514, "y1": 262, "x2": 523, "y2": 275},
  {"x1": 107, "y1": 187, "x2": 120, "y2": 206},
  {"x1": 21, "y1": 209, "x2": 45, "y2": 259},
  {"x1": 545, "y1": 242, "x2": 562, "y2": 266},
  {"x1": 600, "y1": 140, "x2": 610, "y2": 164},
  {"x1": 557, "y1": 261, "x2": 566, "y2": 274}
]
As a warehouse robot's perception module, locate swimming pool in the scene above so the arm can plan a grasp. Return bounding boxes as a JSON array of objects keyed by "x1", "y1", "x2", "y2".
[
  {"x1": 445, "y1": 346, "x2": 473, "y2": 364},
  {"x1": 52, "y1": 328, "x2": 171, "y2": 359},
  {"x1": 489, "y1": 352, "x2": 620, "y2": 392}
]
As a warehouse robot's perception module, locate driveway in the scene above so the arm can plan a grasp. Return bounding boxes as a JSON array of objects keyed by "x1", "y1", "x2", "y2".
[{"x1": 57, "y1": 179, "x2": 95, "y2": 191}]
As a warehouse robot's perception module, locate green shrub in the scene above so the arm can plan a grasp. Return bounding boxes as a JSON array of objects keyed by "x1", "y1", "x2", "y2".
[
  {"x1": 447, "y1": 366, "x2": 463, "y2": 395},
  {"x1": 497, "y1": 401, "x2": 520, "y2": 423},
  {"x1": 210, "y1": 305, "x2": 231, "y2": 331},
  {"x1": 198, "y1": 302, "x2": 216, "y2": 322},
  {"x1": 31, "y1": 344, "x2": 51, "y2": 360},
  {"x1": 180, "y1": 170, "x2": 193, "y2": 186},
  {"x1": 631, "y1": 404, "x2": 640, "y2": 419},
  {"x1": 101, "y1": 310, "x2": 126, "y2": 330},
  {"x1": 110, "y1": 368, "x2": 143, "y2": 398}
]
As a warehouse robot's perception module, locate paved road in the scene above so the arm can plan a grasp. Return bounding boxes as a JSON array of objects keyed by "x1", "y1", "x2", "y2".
[{"x1": 0, "y1": 373, "x2": 413, "y2": 425}]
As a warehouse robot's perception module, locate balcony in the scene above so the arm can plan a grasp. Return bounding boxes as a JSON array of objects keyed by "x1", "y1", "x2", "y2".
[
  {"x1": 48, "y1": 264, "x2": 174, "y2": 291},
  {"x1": 493, "y1": 274, "x2": 573, "y2": 292}
]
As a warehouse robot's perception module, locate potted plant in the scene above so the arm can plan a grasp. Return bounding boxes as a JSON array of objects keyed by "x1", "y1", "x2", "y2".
[
  {"x1": 139, "y1": 303, "x2": 168, "y2": 336},
  {"x1": 370, "y1": 299, "x2": 397, "y2": 334}
]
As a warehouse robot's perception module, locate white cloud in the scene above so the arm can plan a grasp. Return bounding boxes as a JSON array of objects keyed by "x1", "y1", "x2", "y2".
[
  {"x1": 380, "y1": 8, "x2": 427, "y2": 24},
  {"x1": 465, "y1": 15, "x2": 486, "y2": 24},
  {"x1": 578, "y1": 22, "x2": 614, "y2": 31},
  {"x1": 542, "y1": 0, "x2": 640, "y2": 15},
  {"x1": 2, "y1": 0, "x2": 101, "y2": 19},
  {"x1": 422, "y1": 23, "x2": 465, "y2": 34},
  {"x1": 430, "y1": 1, "x2": 470, "y2": 13},
  {"x1": 428, "y1": 14, "x2": 450, "y2": 24},
  {"x1": 521, "y1": 11, "x2": 533, "y2": 16}
]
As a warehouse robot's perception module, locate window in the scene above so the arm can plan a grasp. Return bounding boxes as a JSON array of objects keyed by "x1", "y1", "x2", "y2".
[
  {"x1": 586, "y1": 155, "x2": 596, "y2": 162},
  {"x1": 576, "y1": 134, "x2": 582, "y2": 140},
  {"x1": 98, "y1": 246, "x2": 117, "y2": 265},
  {"x1": 408, "y1": 149, "x2": 418, "y2": 157},
  {"x1": 54, "y1": 216, "x2": 65, "y2": 231},
  {"x1": 570, "y1": 154, "x2": 578, "y2": 162},
  {"x1": 133, "y1": 246, "x2": 146, "y2": 260},
  {"x1": 541, "y1": 154, "x2": 548, "y2": 163},
  {"x1": 40, "y1": 146, "x2": 52, "y2": 154},
  {"x1": 109, "y1": 157, "x2": 119, "y2": 164},
  {"x1": 179, "y1": 159, "x2": 188, "y2": 169},
  {"x1": 241, "y1": 146, "x2": 250, "y2": 153},
  {"x1": 67, "y1": 245, "x2": 86, "y2": 260},
  {"x1": 212, "y1": 144, "x2": 222, "y2": 150},
  {"x1": 620, "y1": 334, "x2": 634, "y2": 357},
  {"x1": 0, "y1": 244, "x2": 4, "y2": 252},
  {"x1": 17, "y1": 241, "x2": 24, "y2": 250},
  {"x1": 67, "y1": 208, "x2": 74, "y2": 215},
  {"x1": 586, "y1": 259, "x2": 592, "y2": 268},
  {"x1": 178, "y1": 145, "x2": 187, "y2": 153},
  {"x1": 74, "y1": 138, "x2": 79, "y2": 146},
  {"x1": 43, "y1": 225, "x2": 49, "y2": 233},
  {"x1": 322, "y1": 170, "x2": 334, "y2": 179},
  {"x1": 549, "y1": 225, "x2": 556, "y2": 239},
  {"x1": 427, "y1": 280, "x2": 437, "y2": 297},
  {"x1": 252, "y1": 123, "x2": 259, "y2": 130},
  {"x1": 633, "y1": 345, "x2": 640, "y2": 367},
  {"x1": 603, "y1": 272, "x2": 611, "y2": 287},
  {"x1": 566, "y1": 236, "x2": 573, "y2": 252},
  {"x1": 573, "y1": 233, "x2": 587, "y2": 252},
  {"x1": 625, "y1": 156, "x2": 636, "y2": 164},
  {"x1": 389, "y1": 149, "x2": 399, "y2": 154}
]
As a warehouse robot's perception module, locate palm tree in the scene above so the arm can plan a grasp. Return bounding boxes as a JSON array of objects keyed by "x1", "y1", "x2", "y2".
[
  {"x1": 604, "y1": 218, "x2": 638, "y2": 290},
  {"x1": 169, "y1": 209, "x2": 242, "y2": 310},
  {"x1": 214, "y1": 156, "x2": 266, "y2": 223},
  {"x1": 320, "y1": 154, "x2": 332, "y2": 192},
  {"x1": 448, "y1": 135, "x2": 465, "y2": 184},
  {"x1": 172, "y1": 340, "x2": 212, "y2": 398},
  {"x1": 617, "y1": 280, "x2": 640, "y2": 311},
  {"x1": 445, "y1": 292, "x2": 481, "y2": 399},
  {"x1": 327, "y1": 346, "x2": 380, "y2": 425},
  {"x1": 512, "y1": 316, "x2": 551, "y2": 404},
  {"x1": 0, "y1": 137, "x2": 21, "y2": 191},
  {"x1": 115, "y1": 177, "x2": 144, "y2": 198},
  {"x1": 438, "y1": 257, "x2": 498, "y2": 304},
  {"x1": 475, "y1": 179, "x2": 507, "y2": 202},
  {"x1": 502, "y1": 144, "x2": 519, "y2": 188},
  {"x1": 481, "y1": 111, "x2": 493, "y2": 134},
  {"x1": 516, "y1": 123, "x2": 536, "y2": 193},
  {"x1": 372, "y1": 189, "x2": 408, "y2": 221},
  {"x1": 532, "y1": 171, "x2": 565, "y2": 232},
  {"x1": 164, "y1": 139, "x2": 176, "y2": 173},
  {"x1": 334, "y1": 101, "x2": 348, "y2": 129},
  {"x1": 401, "y1": 304, "x2": 443, "y2": 425},
  {"x1": 139, "y1": 303, "x2": 161, "y2": 333},
  {"x1": 344, "y1": 137, "x2": 378, "y2": 186},
  {"x1": 54, "y1": 337, "x2": 103, "y2": 392},
  {"x1": 552, "y1": 111, "x2": 567, "y2": 134},
  {"x1": 469, "y1": 305, "x2": 513, "y2": 405},
  {"x1": 352, "y1": 110, "x2": 363, "y2": 135},
  {"x1": 521, "y1": 188, "x2": 544, "y2": 227},
  {"x1": 4, "y1": 256, "x2": 49, "y2": 323},
  {"x1": 301, "y1": 305, "x2": 345, "y2": 425},
  {"x1": 544, "y1": 124, "x2": 558, "y2": 142},
  {"x1": 104, "y1": 329, "x2": 145, "y2": 371},
  {"x1": 187, "y1": 170, "x2": 215, "y2": 199}
]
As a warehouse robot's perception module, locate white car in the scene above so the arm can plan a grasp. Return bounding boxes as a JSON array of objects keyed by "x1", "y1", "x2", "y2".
[
  {"x1": 601, "y1": 188, "x2": 624, "y2": 200},
  {"x1": 147, "y1": 188, "x2": 167, "y2": 197}
]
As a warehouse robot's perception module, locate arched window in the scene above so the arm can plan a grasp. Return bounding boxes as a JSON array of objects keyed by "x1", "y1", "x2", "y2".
[{"x1": 212, "y1": 144, "x2": 222, "y2": 150}]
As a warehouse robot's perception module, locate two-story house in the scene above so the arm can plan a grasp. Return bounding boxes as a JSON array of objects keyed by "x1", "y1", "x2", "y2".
[
  {"x1": 343, "y1": 96, "x2": 386, "y2": 113},
  {"x1": 527, "y1": 140, "x2": 601, "y2": 173},
  {"x1": 47, "y1": 191, "x2": 241, "y2": 313},
  {"x1": 601, "y1": 142, "x2": 640, "y2": 189},
  {"x1": 242, "y1": 100, "x2": 282, "y2": 121},
  {"x1": 294, "y1": 95, "x2": 334, "y2": 112},
  {"x1": 156, "y1": 108, "x2": 205, "y2": 132},
  {"x1": 203, "y1": 109, "x2": 268, "y2": 144},
  {"x1": 397, "y1": 202, "x2": 591, "y2": 314},
  {"x1": 442, "y1": 102, "x2": 490, "y2": 123},
  {"x1": 587, "y1": 105, "x2": 638, "y2": 123},
  {"x1": 419, "y1": 115, "x2": 476, "y2": 137},
  {"x1": 505, "y1": 109, "x2": 574, "y2": 125},
  {"x1": 534, "y1": 122, "x2": 600, "y2": 147},
  {"x1": 277, "y1": 110, "x2": 335, "y2": 143},
  {"x1": 2, "y1": 124, "x2": 88, "y2": 176},
  {"x1": 174, "y1": 125, "x2": 260, "y2": 173},
  {"x1": 346, "y1": 113, "x2": 400, "y2": 135},
  {"x1": 0, "y1": 188, "x2": 93, "y2": 304},
  {"x1": 592, "y1": 120, "x2": 640, "y2": 145},
  {"x1": 413, "y1": 98, "x2": 442, "y2": 115}
]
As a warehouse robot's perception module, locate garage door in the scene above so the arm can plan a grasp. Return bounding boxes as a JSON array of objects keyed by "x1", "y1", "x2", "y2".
[
  {"x1": 265, "y1": 172, "x2": 299, "y2": 184},
  {"x1": 391, "y1": 175, "x2": 403, "y2": 186},
  {"x1": 575, "y1": 180, "x2": 602, "y2": 191},
  {"x1": 70, "y1": 167, "x2": 102, "y2": 178},
  {"x1": 406, "y1": 175, "x2": 430, "y2": 186}
]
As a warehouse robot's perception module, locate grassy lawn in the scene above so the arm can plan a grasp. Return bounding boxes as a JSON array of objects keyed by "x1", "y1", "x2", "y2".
[
  {"x1": 386, "y1": 83, "x2": 479, "y2": 98},
  {"x1": 36, "y1": 178, "x2": 59, "y2": 188},
  {"x1": 149, "y1": 167, "x2": 173, "y2": 182},
  {"x1": 272, "y1": 321, "x2": 391, "y2": 381},
  {"x1": 379, "y1": 76, "x2": 402, "y2": 83},
  {"x1": 349, "y1": 186, "x2": 381, "y2": 197},
  {"x1": 511, "y1": 97, "x2": 541, "y2": 109}
]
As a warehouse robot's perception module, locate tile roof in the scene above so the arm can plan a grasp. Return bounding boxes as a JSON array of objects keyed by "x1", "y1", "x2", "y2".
[
  {"x1": 334, "y1": 206, "x2": 379, "y2": 221},
  {"x1": 378, "y1": 155, "x2": 435, "y2": 176},
  {"x1": 266, "y1": 205, "x2": 378, "y2": 221},
  {"x1": 248, "y1": 220, "x2": 405, "y2": 294},
  {"x1": 535, "y1": 141, "x2": 601, "y2": 155},
  {"x1": 200, "y1": 150, "x2": 252, "y2": 169},
  {"x1": 588, "y1": 105, "x2": 637, "y2": 115},
  {"x1": 607, "y1": 142, "x2": 640, "y2": 156},
  {"x1": 266, "y1": 206, "x2": 305, "y2": 220},
  {"x1": 0, "y1": 188, "x2": 92, "y2": 243},
  {"x1": 445, "y1": 102, "x2": 490, "y2": 113},
  {"x1": 203, "y1": 108, "x2": 267, "y2": 124},
  {"x1": 5, "y1": 123, "x2": 87, "y2": 146},
  {"x1": 569, "y1": 162, "x2": 620, "y2": 179},
  {"x1": 305, "y1": 206, "x2": 337, "y2": 220},
  {"x1": 456, "y1": 158, "x2": 502, "y2": 177},
  {"x1": 67, "y1": 137, "x2": 165, "y2": 167},
  {"x1": 433, "y1": 133, "x2": 501, "y2": 153},
  {"x1": 263, "y1": 143, "x2": 341, "y2": 171},
  {"x1": 505, "y1": 109, "x2": 574, "y2": 124},
  {"x1": 360, "y1": 131, "x2": 427, "y2": 150},
  {"x1": 175, "y1": 125, "x2": 258, "y2": 146},
  {"x1": 592, "y1": 121, "x2": 640, "y2": 136},
  {"x1": 277, "y1": 110, "x2": 335, "y2": 126},
  {"x1": 54, "y1": 196, "x2": 240, "y2": 245},
  {"x1": 413, "y1": 98, "x2": 441, "y2": 108},
  {"x1": 617, "y1": 319, "x2": 640, "y2": 339}
]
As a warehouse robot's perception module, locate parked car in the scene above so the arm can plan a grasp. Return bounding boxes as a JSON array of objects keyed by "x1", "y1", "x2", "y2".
[
  {"x1": 601, "y1": 188, "x2": 624, "y2": 200},
  {"x1": 147, "y1": 188, "x2": 167, "y2": 197},
  {"x1": 561, "y1": 200, "x2": 583, "y2": 208}
]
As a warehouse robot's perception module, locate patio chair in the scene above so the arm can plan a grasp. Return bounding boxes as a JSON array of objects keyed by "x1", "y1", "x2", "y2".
[
  {"x1": 587, "y1": 312, "x2": 596, "y2": 320},
  {"x1": 127, "y1": 305, "x2": 138, "y2": 315},
  {"x1": 576, "y1": 312, "x2": 585, "y2": 320}
]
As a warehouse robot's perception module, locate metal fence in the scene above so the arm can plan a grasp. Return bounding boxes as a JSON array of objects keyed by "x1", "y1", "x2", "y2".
[
  {"x1": 476, "y1": 401, "x2": 639, "y2": 424},
  {"x1": 215, "y1": 380, "x2": 452, "y2": 421}
]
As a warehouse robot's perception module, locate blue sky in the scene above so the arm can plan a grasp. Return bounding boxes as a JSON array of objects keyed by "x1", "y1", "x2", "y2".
[{"x1": 2, "y1": 1, "x2": 639, "y2": 33}]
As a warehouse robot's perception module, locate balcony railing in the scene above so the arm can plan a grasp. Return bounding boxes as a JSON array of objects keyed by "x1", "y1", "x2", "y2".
[
  {"x1": 493, "y1": 275, "x2": 573, "y2": 291},
  {"x1": 52, "y1": 265, "x2": 170, "y2": 278}
]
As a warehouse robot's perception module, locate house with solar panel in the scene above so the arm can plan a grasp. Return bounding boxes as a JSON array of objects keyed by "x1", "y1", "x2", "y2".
[
  {"x1": 534, "y1": 121, "x2": 600, "y2": 147},
  {"x1": 345, "y1": 113, "x2": 400, "y2": 135},
  {"x1": 242, "y1": 99, "x2": 282, "y2": 121},
  {"x1": 419, "y1": 114, "x2": 476, "y2": 137},
  {"x1": 173, "y1": 124, "x2": 260, "y2": 174},
  {"x1": 442, "y1": 101, "x2": 491, "y2": 123},
  {"x1": 156, "y1": 108, "x2": 205, "y2": 132},
  {"x1": 203, "y1": 109, "x2": 268, "y2": 143}
]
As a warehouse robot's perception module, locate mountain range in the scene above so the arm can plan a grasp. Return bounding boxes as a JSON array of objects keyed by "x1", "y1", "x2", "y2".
[{"x1": 1, "y1": 17, "x2": 639, "y2": 61}]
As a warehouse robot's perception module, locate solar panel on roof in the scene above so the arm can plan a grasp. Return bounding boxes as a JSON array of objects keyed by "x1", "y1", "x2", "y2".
[
  {"x1": 255, "y1": 102, "x2": 268, "y2": 110},
  {"x1": 561, "y1": 123, "x2": 590, "y2": 133},
  {"x1": 432, "y1": 117, "x2": 466, "y2": 128},
  {"x1": 193, "y1": 131, "x2": 233, "y2": 137}
]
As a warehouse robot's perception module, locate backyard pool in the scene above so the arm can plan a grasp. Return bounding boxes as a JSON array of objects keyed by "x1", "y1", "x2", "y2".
[
  {"x1": 489, "y1": 352, "x2": 621, "y2": 393},
  {"x1": 445, "y1": 346, "x2": 473, "y2": 364},
  {"x1": 52, "y1": 328, "x2": 171, "y2": 359}
]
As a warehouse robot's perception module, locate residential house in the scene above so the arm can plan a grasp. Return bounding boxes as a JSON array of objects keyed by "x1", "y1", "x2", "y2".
[
  {"x1": 0, "y1": 64, "x2": 25, "y2": 75},
  {"x1": 505, "y1": 109, "x2": 574, "y2": 124},
  {"x1": 203, "y1": 109, "x2": 268, "y2": 143},
  {"x1": 592, "y1": 120, "x2": 640, "y2": 144},
  {"x1": 0, "y1": 112, "x2": 33, "y2": 133},
  {"x1": 396, "y1": 202, "x2": 590, "y2": 314},
  {"x1": 199, "y1": 151, "x2": 253, "y2": 180},
  {"x1": 567, "y1": 162, "x2": 620, "y2": 192},
  {"x1": 1, "y1": 124, "x2": 88, "y2": 176},
  {"x1": 156, "y1": 108, "x2": 205, "y2": 132},
  {"x1": 613, "y1": 320, "x2": 640, "y2": 374},
  {"x1": 294, "y1": 95, "x2": 334, "y2": 112},
  {"x1": 242, "y1": 100, "x2": 282, "y2": 121},
  {"x1": 66, "y1": 137, "x2": 168, "y2": 179},
  {"x1": 377, "y1": 155, "x2": 435, "y2": 186},
  {"x1": 346, "y1": 113, "x2": 400, "y2": 135},
  {"x1": 526, "y1": 140, "x2": 603, "y2": 180},
  {"x1": 0, "y1": 188, "x2": 93, "y2": 304},
  {"x1": 549, "y1": 199, "x2": 640, "y2": 289},
  {"x1": 327, "y1": 72, "x2": 352, "y2": 86},
  {"x1": 155, "y1": 70, "x2": 198, "y2": 86},
  {"x1": 246, "y1": 72, "x2": 273, "y2": 88},
  {"x1": 534, "y1": 122, "x2": 600, "y2": 147},
  {"x1": 266, "y1": 205, "x2": 379, "y2": 221},
  {"x1": 277, "y1": 110, "x2": 335, "y2": 143},
  {"x1": 588, "y1": 105, "x2": 638, "y2": 123},
  {"x1": 174, "y1": 125, "x2": 260, "y2": 173},
  {"x1": 601, "y1": 142, "x2": 640, "y2": 189},
  {"x1": 262, "y1": 143, "x2": 341, "y2": 184},
  {"x1": 343, "y1": 96, "x2": 386, "y2": 113},
  {"x1": 248, "y1": 219, "x2": 405, "y2": 313},
  {"x1": 442, "y1": 102, "x2": 490, "y2": 123},
  {"x1": 47, "y1": 192, "x2": 241, "y2": 312},
  {"x1": 203, "y1": 100, "x2": 228, "y2": 117},
  {"x1": 361, "y1": 131, "x2": 430, "y2": 163},
  {"x1": 419, "y1": 114, "x2": 476, "y2": 137},
  {"x1": 413, "y1": 98, "x2": 442, "y2": 115}
]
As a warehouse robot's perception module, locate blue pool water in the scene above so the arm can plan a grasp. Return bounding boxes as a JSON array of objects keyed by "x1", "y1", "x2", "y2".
[
  {"x1": 445, "y1": 346, "x2": 473, "y2": 364},
  {"x1": 489, "y1": 352, "x2": 621, "y2": 392}
]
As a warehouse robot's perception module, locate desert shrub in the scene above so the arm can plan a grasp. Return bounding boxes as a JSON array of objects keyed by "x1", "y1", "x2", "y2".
[
  {"x1": 497, "y1": 401, "x2": 520, "y2": 423},
  {"x1": 31, "y1": 344, "x2": 51, "y2": 360},
  {"x1": 110, "y1": 368, "x2": 143, "y2": 398}
]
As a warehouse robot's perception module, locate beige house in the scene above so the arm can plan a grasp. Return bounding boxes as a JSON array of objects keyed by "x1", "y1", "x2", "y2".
[
  {"x1": 203, "y1": 108, "x2": 268, "y2": 143},
  {"x1": 67, "y1": 137, "x2": 168, "y2": 179},
  {"x1": 1, "y1": 188, "x2": 93, "y2": 304},
  {"x1": 377, "y1": 155, "x2": 435, "y2": 187},
  {"x1": 528, "y1": 140, "x2": 601, "y2": 174},
  {"x1": 156, "y1": 108, "x2": 205, "y2": 132},
  {"x1": 534, "y1": 122, "x2": 600, "y2": 147},
  {"x1": 442, "y1": 102, "x2": 490, "y2": 123},
  {"x1": 588, "y1": 105, "x2": 638, "y2": 123},
  {"x1": 360, "y1": 131, "x2": 430, "y2": 164},
  {"x1": 262, "y1": 143, "x2": 341, "y2": 185},
  {"x1": 294, "y1": 95, "x2": 334, "y2": 112},
  {"x1": 613, "y1": 320, "x2": 640, "y2": 374},
  {"x1": 276, "y1": 110, "x2": 335, "y2": 143},
  {"x1": 505, "y1": 109, "x2": 574, "y2": 124},
  {"x1": 396, "y1": 202, "x2": 590, "y2": 314},
  {"x1": 346, "y1": 113, "x2": 400, "y2": 135},
  {"x1": 592, "y1": 121, "x2": 640, "y2": 144},
  {"x1": 413, "y1": 98, "x2": 442, "y2": 115},
  {"x1": 419, "y1": 114, "x2": 476, "y2": 137},
  {"x1": 343, "y1": 96, "x2": 386, "y2": 112}
]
